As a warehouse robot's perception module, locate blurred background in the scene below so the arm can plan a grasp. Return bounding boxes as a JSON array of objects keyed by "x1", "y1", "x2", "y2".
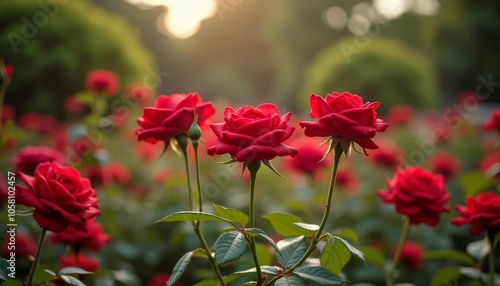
[
  {"x1": 1, "y1": 0, "x2": 499, "y2": 119},
  {"x1": 1, "y1": 1, "x2": 500, "y2": 285}
]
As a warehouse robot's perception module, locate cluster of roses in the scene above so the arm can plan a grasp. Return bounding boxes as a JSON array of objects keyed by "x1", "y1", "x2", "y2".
[{"x1": 136, "y1": 91, "x2": 500, "y2": 274}]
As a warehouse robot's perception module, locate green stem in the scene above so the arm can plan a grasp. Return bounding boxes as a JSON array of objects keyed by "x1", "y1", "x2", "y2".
[
  {"x1": 180, "y1": 146, "x2": 193, "y2": 211},
  {"x1": 248, "y1": 161, "x2": 263, "y2": 285},
  {"x1": 193, "y1": 141, "x2": 203, "y2": 212},
  {"x1": 265, "y1": 144, "x2": 343, "y2": 286},
  {"x1": 27, "y1": 228, "x2": 47, "y2": 286},
  {"x1": 488, "y1": 232, "x2": 497, "y2": 286},
  {"x1": 386, "y1": 216, "x2": 411, "y2": 286}
]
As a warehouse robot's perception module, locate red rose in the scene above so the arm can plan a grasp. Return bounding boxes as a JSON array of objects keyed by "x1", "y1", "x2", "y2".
[
  {"x1": 1, "y1": 64, "x2": 13, "y2": 82},
  {"x1": 451, "y1": 192, "x2": 500, "y2": 236},
  {"x1": 147, "y1": 273, "x2": 179, "y2": 286},
  {"x1": 11, "y1": 146, "x2": 65, "y2": 176},
  {"x1": 1, "y1": 104, "x2": 15, "y2": 127},
  {"x1": 1, "y1": 232, "x2": 35, "y2": 257},
  {"x1": 483, "y1": 109, "x2": 500, "y2": 133},
  {"x1": 63, "y1": 95, "x2": 86, "y2": 115},
  {"x1": 392, "y1": 241, "x2": 424, "y2": 271},
  {"x1": 18, "y1": 113, "x2": 58, "y2": 134},
  {"x1": 136, "y1": 93, "x2": 215, "y2": 144},
  {"x1": 385, "y1": 104, "x2": 415, "y2": 126},
  {"x1": 377, "y1": 166, "x2": 450, "y2": 226},
  {"x1": 335, "y1": 168, "x2": 358, "y2": 194},
  {"x1": 17, "y1": 162, "x2": 100, "y2": 233},
  {"x1": 207, "y1": 104, "x2": 298, "y2": 162},
  {"x1": 50, "y1": 218, "x2": 110, "y2": 252},
  {"x1": 299, "y1": 92, "x2": 388, "y2": 155},
  {"x1": 369, "y1": 144, "x2": 404, "y2": 170},
  {"x1": 60, "y1": 253, "x2": 99, "y2": 272},
  {"x1": 284, "y1": 137, "x2": 331, "y2": 176},
  {"x1": 106, "y1": 162, "x2": 131, "y2": 185},
  {"x1": 427, "y1": 151, "x2": 461, "y2": 179},
  {"x1": 85, "y1": 69, "x2": 120, "y2": 96},
  {"x1": 479, "y1": 152, "x2": 500, "y2": 179},
  {"x1": 127, "y1": 83, "x2": 152, "y2": 105}
]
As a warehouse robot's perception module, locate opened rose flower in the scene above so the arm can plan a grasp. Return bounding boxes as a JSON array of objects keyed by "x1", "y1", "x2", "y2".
[
  {"x1": 451, "y1": 192, "x2": 500, "y2": 236},
  {"x1": 85, "y1": 69, "x2": 120, "y2": 96},
  {"x1": 17, "y1": 162, "x2": 100, "y2": 233},
  {"x1": 299, "y1": 92, "x2": 388, "y2": 155},
  {"x1": 136, "y1": 93, "x2": 215, "y2": 145},
  {"x1": 377, "y1": 166, "x2": 450, "y2": 226},
  {"x1": 207, "y1": 103, "x2": 297, "y2": 162}
]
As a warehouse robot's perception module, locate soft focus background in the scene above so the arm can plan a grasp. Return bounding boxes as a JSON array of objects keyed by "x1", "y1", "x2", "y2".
[{"x1": 1, "y1": 0, "x2": 499, "y2": 285}]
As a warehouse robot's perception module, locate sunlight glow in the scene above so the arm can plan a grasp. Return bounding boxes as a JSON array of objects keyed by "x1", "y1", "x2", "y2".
[{"x1": 126, "y1": 0, "x2": 217, "y2": 39}]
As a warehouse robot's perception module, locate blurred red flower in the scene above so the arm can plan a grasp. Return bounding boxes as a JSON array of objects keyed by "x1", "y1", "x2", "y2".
[
  {"x1": 127, "y1": 83, "x2": 152, "y2": 105},
  {"x1": 392, "y1": 241, "x2": 424, "y2": 271},
  {"x1": 147, "y1": 273, "x2": 179, "y2": 286},
  {"x1": 208, "y1": 104, "x2": 297, "y2": 162},
  {"x1": 85, "y1": 165, "x2": 111, "y2": 187},
  {"x1": 1, "y1": 64, "x2": 13, "y2": 81},
  {"x1": 479, "y1": 152, "x2": 500, "y2": 179},
  {"x1": 17, "y1": 162, "x2": 100, "y2": 233},
  {"x1": 299, "y1": 92, "x2": 388, "y2": 155},
  {"x1": 63, "y1": 95, "x2": 86, "y2": 115},
  {"x1": 284, "y1": 137, "x2": 331, "y2": 176},
  {"x1": 135, "y1": 141, "x2": 162, "y2": 161},
  {"x1": 368, "y1": 144, "x2": 404, "y2": 170},
  {"x1": 1, "y1": 104, "x2": 15, "y2": 126},
  {"x1": 1, "y1": 232, "x2": 35, "y2": 258},
  {"x1": 483, "y1": 109, "x2": 500, "y2": 133},
  {"x1": 136, "y1": 93, "x2": 215, "y2": 145},
  {"x1": 106, "y1": 162, "x2": 131, "y2": 185},
  {"x1": 377, "y1": 166, "x2": 450, "y2": 226},
  {"x1": 427, "y1": 151, "x2": 461, "y2": 179},
  {"x1": 50, "y1": 218, "x2": 110, "y2": 252},
  {"x1": 18, "y1": 112, "x2": 58, "y2": 134},
  {"x1": 451, "y1": 192, "x2": 500, "y2": 236},
  {"x1": 385, "y1": 104, "x2": 415, "y2": 126},
  {"x1": 335, "y1": 168, "x2": 358, "y2": 193},
  {"x1": 85, "y1": 69, "x2": 120, "y2": 96},
  {"x1": 11, "y1": 146, "x2": 65, "y2": 176},
  {"x1": 60, "y1": 253, "x2": 99, "y2": 272}
]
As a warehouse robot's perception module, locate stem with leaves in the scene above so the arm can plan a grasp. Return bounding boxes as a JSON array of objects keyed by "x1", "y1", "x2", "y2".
[
  {"x1": 386, "y1": 216, "x2": 411, "y2": 286},
  {"x1": 264, "y1": 144, "x2": 343, "y2": 285},
  {"x1": 178, "y1": 137, "x2": 226, "y2": 286},
  {"x1": 27, "y1": 228, "x2": 47, "y2": 286},
  {"x1": 247, "y1": 161, "x2": 264, "y2": 285}
]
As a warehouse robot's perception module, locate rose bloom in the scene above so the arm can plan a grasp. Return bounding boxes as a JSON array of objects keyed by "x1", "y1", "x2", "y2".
[
  {"x1": 136, "y1": 93, "x2": 215, "y2": 145},
  {"x1": 60, "y1": 253, "x2": 99, "y2": 272},
  {"x1": 284, "y1": 137, "x2": 331, "y2": 176},
  {"x1": 479, "y1": 152, "x2": 500, "y2": 179},
  {"x1": 451, "y1": 192, "x2": 500, "y2": 236},
  {"x1": 207, "y1": 103, "x2": 298, "y2": 162},
  {"x1": 1, "y1": 232, "x2": 35, "y2": 257},
  {"x1": 11, "y1": 146, "x2": 65, "y2": 176},
  {"x1": 63, "y1": 95, "x2": 86, "y2": 115},
  {"x1": 335, "y1": 168, "x2": 358, "y2": 194},
  {"x1": 1, "y1": 104, "x2": 15, "y2": 126},
  {"x1": 18, "y1": 112, "x2": 58, "y2": 134},
  {"x1": 483, "y1": 109, "x2": 500, "y2": 133},
  {"x1": 17, "y1": 162, "x2": 100, "y2": 233},
  {"x1": 127, "y1": 83, "x2": 152, "y2": 105},
  {"x1": 106, "y1": 162, "x2": 131, "y2": 185},
  {"x1": 392, "y1": 241, "x2": 424, "y2": 271},
  {"x1": 427, "y1": 151, "x2": 461, "y2": 179},
  {"x1": 377, "y1": 166, "x2": 450, "y2": 226},
  {"x1": 1, "y1": 64, "x2": 13, "y2": 81},
  {"x1": 85, "y1": 165, "x2": 111, "y2": 187},
  {"x1": 85, "y1": 69, "x2": 120, "y2": 96},
  {"x1": 147, "y1": 273, "x2": 179, "y2": 286},
  {"x1": 368, "y1": 144, "x2": 404, "y2": 170},
  {"x1": 385, "y1": 104, "x2": 415, "y2": 126},
  {"x1": 50, "y1": 218, "x2": 110, "y2": 252},
  {"x1": 299, "y1": 92, "x2": 388, "y2": 155}
]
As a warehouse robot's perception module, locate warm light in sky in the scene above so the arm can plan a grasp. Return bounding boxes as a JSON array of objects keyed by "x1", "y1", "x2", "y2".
[{"x1": 126, "y1": 0, "x2": 217, "y2": 39}]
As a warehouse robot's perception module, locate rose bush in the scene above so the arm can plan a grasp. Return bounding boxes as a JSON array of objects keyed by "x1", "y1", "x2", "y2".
[
  {"x1": 451, "y1": 192, "x2": 500, "y2": 236},
  {"x1": 17, "y1": 162, "x2": 100, "y2": 233},
  {"x1": 207, "y1": 103, "x2": 297, "y2": 162}
]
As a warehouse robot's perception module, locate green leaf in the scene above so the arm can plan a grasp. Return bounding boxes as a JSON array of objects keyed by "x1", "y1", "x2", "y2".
[
  {"x1": 242, "y1": 282, "x2": 257, "y2": 285},
  {"x1": 424, "y1": 250, "x2": 475, "y2": 266},
  {"x1": 461, "y1": 171, "x2": 495, "y2": 196},
  {"x1": 275, "y1": 276, "x2": 305, "y2": 286},
  {"x1": 429, "y1": 267, "x2": 462, "y2": 286},
  {"x1": 60, "y1": 275, "x2": 87, "y2": 286},
  {"x1": 193, "y1": 280, "x2": 219, "y2": 286},
  {"x1": 466, "y1": 238, "x2": 491, "y2": 260},
  {"x1": 168, "y1": 251, "x2": 193, "y2": 286},
  {"x1": 156, "y1": 211, "x2": 232, "y2": 224},
  {"x1": 59, "y1": 267, "x2": 93, "y2": 276},
  {"x1": 277, "y1": 236, "x2": 308, "y2": 269},
  {"x1": 333, "y1": 236, "x2": 365, "y2": 262},
  {"x1": 320, "y1": 235, "x2": 350, "y2": 275},
  {"x1": 333, "y1": 228, "x2": 359, "y2": 243},
  {"x1": 192, "y1": 248, "x2": 210, "y2": 259},
  {"x1": 0, "y1": 258, "x2": 11, "y2": 280},
  {"x1": 231, "y1": 266, "x2": 282, "y2": 275},
  {"x1": 358, "y1": 247, "x2": 386, "y2": 270},
  {"x1": 255, "y1": 243, "x2": 273, "y2": 266},
  {"x1": 460, "y1": 267, "x2": 500, "y2": 283},
  {"x1": 294, "y1": 266, "x2": 343, "y2": 285},
  {"x1": 245, "y1": 228, "x2": 280, "y2": 254},
  {"x1": 262, "y1": 212, "x2": 311, "y2": 237},
  {"x1": 213, "y1": 204, "x2": 249, "y2": 226},
  {"x1": 293, "y1": 223, "x2": 320, "y2": 232},
  {"x1": 0, "y1": 280, "x2": 23, "y2": 286},
  {"x1": 33, "y1": 269, "x2": 57, "y2": 283},
  {"x1": 214, "y1": 231, "x2": 247, "y2": 265}
]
